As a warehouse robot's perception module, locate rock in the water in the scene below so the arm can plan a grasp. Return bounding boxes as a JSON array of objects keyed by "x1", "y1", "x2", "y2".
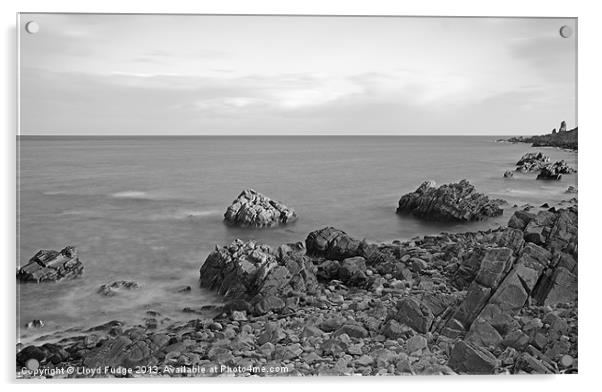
[
  {"x1": 515, "y1": 152, "x2": 550, "y2": 173},
  {"x1": 224, "y1": 189, "x2": 297, "y2": 228},
  {"x1": 25, "y1": 320, "x2": 45, "y2": 329},
  {"x1": 17, "y1": 246, "x2": 83, "y2": 283},
  {"x1": 565, "y1": 186, "x2": 577, "y2": 194},
  {"x1": 537, "y1": 160, "x2": 576, "y2": 181},
  {"x1": 98, "y1": 280, "x2": 140, "y2": 296},
  {"x1": 503, "y1": 170, "x2": 514, "y2": 178},
  {"x1": 396, "y1": 180, "x2": 505, "y2": 222}
]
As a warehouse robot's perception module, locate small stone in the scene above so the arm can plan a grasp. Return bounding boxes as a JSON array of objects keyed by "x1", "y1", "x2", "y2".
[
  {"x1": 355, "y1": 354, "x2": 374, "y2": 366},
  {"x1": 559, "y1": 354, "x2": 574, "y2": 368},
  {"x1": 406, "y1": 335, "x2": 428, "y2": 353}
]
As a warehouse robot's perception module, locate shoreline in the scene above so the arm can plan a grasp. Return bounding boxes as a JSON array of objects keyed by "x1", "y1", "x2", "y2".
[{"x1": 16, "y1": 196, "x2": 578, "y2": 378}]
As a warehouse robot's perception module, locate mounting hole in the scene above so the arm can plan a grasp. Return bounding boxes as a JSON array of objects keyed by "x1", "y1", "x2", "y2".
[
  {"x1": 559, "y1": 25, "x2": 573, "y2": 38},
  {"x1": 25, "y1": 21, "x2": 40, "y2": 34}
]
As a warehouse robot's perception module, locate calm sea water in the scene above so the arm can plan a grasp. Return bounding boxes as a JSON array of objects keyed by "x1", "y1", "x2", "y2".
[{"x1": 16, "y1": 136, "x2": 577, "y2": 342}]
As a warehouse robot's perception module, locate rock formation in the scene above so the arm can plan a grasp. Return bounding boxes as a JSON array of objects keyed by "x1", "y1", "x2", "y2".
[
  {"x1": 536, "y1": 160, "x2": 576, "y2": 180},
  {"x1": 506, "y1": 122, "x2": 578, "y2": 150},
  {"x1": 199, "y1": 239, "x2": 318, "y2": 315},
  {"x1": 17, "y1": 203, "x2": 578, "y2": 377},
  {"x1": 224, "y1": 189, "x2": 297, "y2": 228},
  {"x1": 396, "y1": 180, "x2": 505, "y2": 222},
  {"x1": 515, "y1": 152, "x2": 550, "y2": 173},
  {"x1": 17, "y1": 246, "x2": 83, "y2": 283}
]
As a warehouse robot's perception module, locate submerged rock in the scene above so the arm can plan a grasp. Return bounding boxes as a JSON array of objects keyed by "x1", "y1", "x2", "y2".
[
  {"x1": 17, "y1": 246, "x2": 83, "y2": 283},
  {"x1": 224, "y1": 189, "x2": 297, "y2": 228},
  {"x1": 396, "y1": 180, "x2": 505, "y2": 222},
  {"x1": 98, "y1": 280, "x2": 140, "y2": 296}
]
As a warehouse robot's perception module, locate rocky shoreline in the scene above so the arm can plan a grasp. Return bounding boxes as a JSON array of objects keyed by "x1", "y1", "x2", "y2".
[
  {"x1": 502, "y1": 121, "x2": 578, "y2": 151},
  {"x1": 16, "y1": 196, "x2": 577, "y2": 378}
]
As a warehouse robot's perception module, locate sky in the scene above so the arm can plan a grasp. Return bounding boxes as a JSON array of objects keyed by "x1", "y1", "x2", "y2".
[{"x1": 19, "y1": 14, "x2": 577, "y2": 135}]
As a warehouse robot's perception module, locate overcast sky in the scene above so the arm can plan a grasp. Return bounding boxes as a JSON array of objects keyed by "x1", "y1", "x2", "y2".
[{"x1": 19, "y1": 14, "x2": 576, "y2": 135}]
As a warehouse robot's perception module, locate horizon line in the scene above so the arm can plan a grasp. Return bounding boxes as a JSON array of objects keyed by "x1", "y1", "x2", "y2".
[{"x1": 17, "y1": 133, "x2": 545, "y2": 137}]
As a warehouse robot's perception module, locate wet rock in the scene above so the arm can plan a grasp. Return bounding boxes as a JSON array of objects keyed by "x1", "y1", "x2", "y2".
[
  {"x1": 25, "y1": 320, "x2": 45, "y2": 329},
  {"x1": 565, "y1": 186, "x2": 577, "y2": 194},
  {"x1": 537, "y1": 161, "x2": 576, "y2": 180},
  {"x1": 396, "y1": 180, "x2": 505, "y2": 222},
  {"x1": 17, "y1": 246, "x2": 83, "y2": 283},
  {"x1": 98, "y1": 280, "x2": 140, "y2": 296},
  {"x1": 515, "y1": 152, "x2": 550, "y2": 173},
  {"x1": 503, "y1": 170, "x2": 514, "y2": 178},
  {"x1": 224, "y1": 189, "x2": 297, "y2": 227}
]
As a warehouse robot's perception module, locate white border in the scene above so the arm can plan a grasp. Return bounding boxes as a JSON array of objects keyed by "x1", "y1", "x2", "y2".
[{"x1": 2, "y1": 0, "x2": 601, "y2": 391}]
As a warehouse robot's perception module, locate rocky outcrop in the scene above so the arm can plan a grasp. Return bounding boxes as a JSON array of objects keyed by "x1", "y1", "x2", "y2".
[
  {"x1": 536, "y1": 161, "x2": 576, "y2": 181},
  {"x1": 17, "y1": 202, "x2": 577, "y2": 378},
  {"x1": 505, "y1": 122, "x2": 578, "y2": 150},
  {"x1": 17, "y1": 246, "x2": 83, "y2": 283},
  {"x1": 224, "y1": 189, "x2": 297, "y2": 228},
  {"x1": 515, "y1": 152, "x2": 550, "y2": 173},
  {"x1": 199, "y1": 239, "x2": 318, "y2": 315},
  {"x1": 396, "y1": 180, "x2": 505, "y2": 222}
]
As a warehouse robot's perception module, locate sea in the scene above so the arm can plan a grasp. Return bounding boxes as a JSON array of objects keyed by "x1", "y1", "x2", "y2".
[{"x1": 16, "y1": 136, "x2": 578, "y2": 343}]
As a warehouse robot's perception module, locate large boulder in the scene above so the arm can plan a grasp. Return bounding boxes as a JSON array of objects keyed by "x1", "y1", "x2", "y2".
[
  {"x1": 199, "y1": 239, "x2": 318, "y2": 313},
  {"x1": 17, "y1": 246, "x2": 83, "y2": 283},
  {"x1": 515, "y1": 152, "x2": 550, "y2": 173},
  {"x1": 305, "y1": 227, "x2": 362, "y2": 261},
  {"x1": 224, "y1": 189, "x2": 297, "y2": 228},
  {"x1": 396, "y1": 180, "x2": 505, "y2": 222},
  {"x1": 537, "y1": 160, "x2": 576, "y2": 180}
]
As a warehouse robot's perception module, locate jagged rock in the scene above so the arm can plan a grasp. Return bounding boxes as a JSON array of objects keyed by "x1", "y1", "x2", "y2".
[
  {"x1": 98, "y1": 280, "x2": 140, "y2": 296},
  {"x1": 508, "y1": 210, "x2": 536, "y2": 231},
  {"x1": 396, "y1": 180, "x2": 505, "y2": 222},
  {"x1": 224, "y1": 189, "x2": 297, "y2": 227},
  {"x1": 305, "y1": 227, "x2": 362, "y2": 260},
  {"x1": 25, "y1": 320, "x2": 45, "y2": 329},
  {"x1": 537, "y1": 160, "x2": 576, "y2": 180},
  {"x1": 448, "y1": 341, "x2": 500, "y2": 374},
  {"x1": 17, "y1": 246, "x2": 83, "y2": 283},
  {"x1": 393, "y1": 297, "x2": 434, "y2": 334},
  {"x1": 515, "y1": 152, "x2": 550, "y2": 173},
  {"x1": 199, "y1": 239, "x2": 318, "y2": 313}
]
